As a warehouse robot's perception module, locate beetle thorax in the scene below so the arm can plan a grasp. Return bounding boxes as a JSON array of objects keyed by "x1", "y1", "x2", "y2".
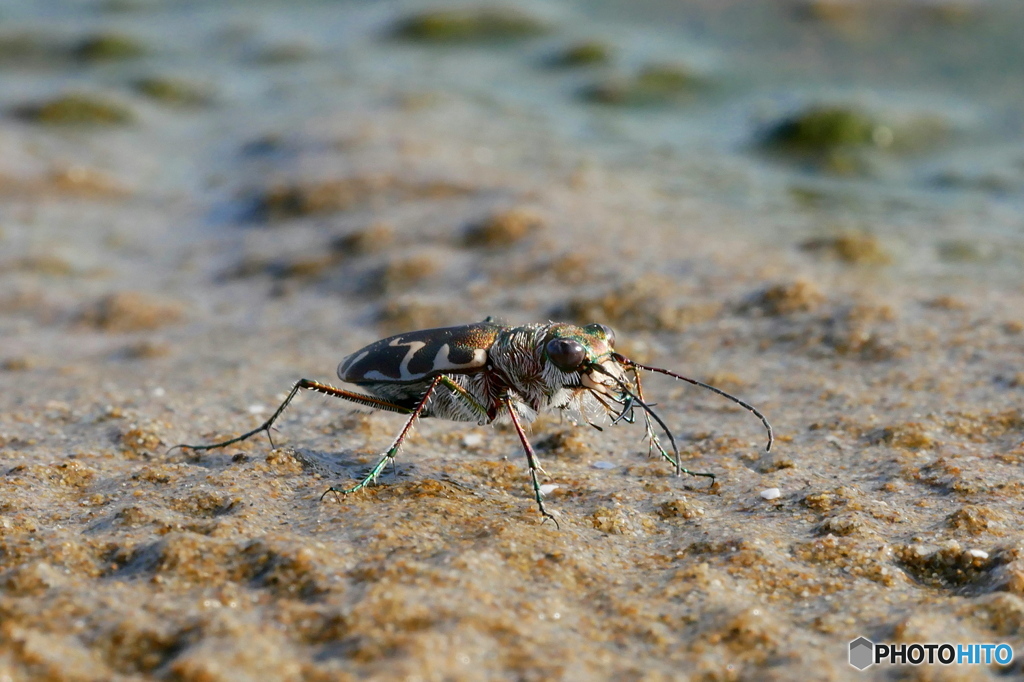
[
  {"x1": 488, "y1": 324, "x2": 595, "y2": 420},
  {"x1": 489, "y1": 325, "x2": 551, "y2": 398}
]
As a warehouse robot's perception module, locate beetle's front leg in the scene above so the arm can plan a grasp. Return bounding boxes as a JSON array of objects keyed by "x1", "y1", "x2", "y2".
[
  {"x1": 321, "y1": 375, "x2": 443, "y2": 502},
  {"x1": 502, "y1": 396, "x2": 558, "y2": 528},
  {"x1": 630, "y1": 367, "x2": 716, "y2": 487},
  {"x1": 631, "y1": 368, "x2": 679, "y2": 472}
]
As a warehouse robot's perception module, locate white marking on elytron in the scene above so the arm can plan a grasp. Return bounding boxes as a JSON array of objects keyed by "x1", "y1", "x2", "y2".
[
  {"x1": 338, "y1": 350, "x2": 369, "y2": 379},
  {"x1": 362, "y1": 337, "x2": 426, "y2": 382},
  {"x1": 431, "y1": 344, "x2": 486, "y2": 372}
]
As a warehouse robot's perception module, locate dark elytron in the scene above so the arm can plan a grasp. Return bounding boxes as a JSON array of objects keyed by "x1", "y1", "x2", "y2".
[{"x1": 339, "y1": 322, "x2": 501, "y2": 385}]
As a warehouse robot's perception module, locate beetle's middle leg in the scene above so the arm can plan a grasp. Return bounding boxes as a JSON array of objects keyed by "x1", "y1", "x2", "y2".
[
  {"x1": 437, "y1": 376, "x2": 489, "y2": 420},
  {"x1": 321, "y1": 375, "x2": 443, "y2": 501}
]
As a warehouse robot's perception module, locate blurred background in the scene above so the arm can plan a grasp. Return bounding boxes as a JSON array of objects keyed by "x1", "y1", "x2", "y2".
[
  {"x1": 2, "y1": 0, "x2": 1023, "y2": 294},
  {"x1": 2, "y1": 1, "x2": 1024, "y2": 679}
]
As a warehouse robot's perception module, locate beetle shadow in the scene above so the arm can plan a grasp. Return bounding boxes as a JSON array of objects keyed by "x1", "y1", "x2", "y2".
[{"x1": 291, "y1": 447, "x2": 417, "y2": 483}]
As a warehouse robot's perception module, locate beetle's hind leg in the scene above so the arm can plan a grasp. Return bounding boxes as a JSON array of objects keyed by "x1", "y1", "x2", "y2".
[
  {"x1": 170, "y1": 379, "x2": 304, "y2": 453},
  {"x1": 171, "y1": 379, "x2": 416, "y2": 454}
]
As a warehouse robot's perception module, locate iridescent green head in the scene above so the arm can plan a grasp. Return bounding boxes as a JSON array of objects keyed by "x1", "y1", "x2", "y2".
[{"x1": 542, "y1": 323, "x2": 616, "y2": 373}]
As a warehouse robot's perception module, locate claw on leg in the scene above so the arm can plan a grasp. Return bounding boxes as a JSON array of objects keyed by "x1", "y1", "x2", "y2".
[
  {"x1": 170, "y1": 379, "x2": 416, "y2": 455},
  {"x1": 504, "y1": 397, "x2": 560, "y2": 528},
  {"x1": 320, "y1": 450, "x2": 396, "y2": 501},
  {"x1": 320, "y1": 378, "x2": 443, "y2": 505}
]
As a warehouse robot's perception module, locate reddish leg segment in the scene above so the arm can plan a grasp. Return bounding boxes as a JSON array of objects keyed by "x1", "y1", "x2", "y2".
[
  {"x1": 172, "y1": 378, "x2": 416, "y2": 454},
  {"x1": 503, "y1": 396, "x2": 558, "y2": 527}
]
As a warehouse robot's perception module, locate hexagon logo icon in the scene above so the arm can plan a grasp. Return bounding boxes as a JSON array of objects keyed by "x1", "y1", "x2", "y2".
[{"x1": 849, "y1": 637, "x2": 874, "y2": 670}]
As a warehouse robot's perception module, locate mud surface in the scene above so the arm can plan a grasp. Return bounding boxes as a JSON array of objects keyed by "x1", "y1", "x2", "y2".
[{"x1": 2, "y1": 1, "x2": 1024, "y2": 680}]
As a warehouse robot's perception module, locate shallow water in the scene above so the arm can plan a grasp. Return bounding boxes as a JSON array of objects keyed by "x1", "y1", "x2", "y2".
[{"x1": 2, "y1": 0, "x2": 1022, "y2": 272}]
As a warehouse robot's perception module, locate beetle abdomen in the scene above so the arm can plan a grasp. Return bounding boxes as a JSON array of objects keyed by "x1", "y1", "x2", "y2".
[{"x1": 338, "y1": 322, "x2": 501, "y2": 384}]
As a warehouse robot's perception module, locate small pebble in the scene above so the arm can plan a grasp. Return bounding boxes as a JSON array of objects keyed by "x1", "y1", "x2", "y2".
[
  {"x1": 593, "y1": 461, "x2": 617, "y2": 469},
  {"x1": 248, "y1": 404, "x2": 266, "y2": 415},
  {"x1": 760, "y1": 487, "x2": 781, "y2": 500},
  {"x1": 538, "y1": 484, "x2": 559, "y2": 496},
  {"x1": 968, "y1": 549, "x2": 989, "y2": 559},
  {"x1": 462, "y1": 433, "x2": 484, "y2": 448}
]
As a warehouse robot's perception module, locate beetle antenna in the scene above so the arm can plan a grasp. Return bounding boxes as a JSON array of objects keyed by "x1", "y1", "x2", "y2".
[
  {"x1": 612, "y1": 353, "x2": 773, "y2": 453},
  {"x1": 622, "y1": 388, "x2": 678, "y2": 457},
  {"x1": 588, "y1": 364, "x2": 715, "y2": 486}
]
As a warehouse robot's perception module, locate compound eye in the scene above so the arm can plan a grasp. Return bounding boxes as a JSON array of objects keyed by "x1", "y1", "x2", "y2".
[
  {"x1": 546, "y1": 338, "x2": 587, "y2": 372},
  {"x1": 585, "y1": 323, "x2": 615, "y2": 347}
]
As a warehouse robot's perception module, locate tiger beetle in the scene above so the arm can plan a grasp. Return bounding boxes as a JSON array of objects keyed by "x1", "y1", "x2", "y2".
[{"x1": 174, "y1": 319, "x2": 773, "y2": 526}]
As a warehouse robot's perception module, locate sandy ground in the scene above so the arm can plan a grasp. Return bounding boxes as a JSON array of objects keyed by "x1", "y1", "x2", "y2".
[{"x1": 2, "y1": 2, "x2": 1024, "y2": 681}]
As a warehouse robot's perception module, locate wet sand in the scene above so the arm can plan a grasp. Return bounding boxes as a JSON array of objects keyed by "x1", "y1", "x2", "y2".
[{"x1": 2, "y1": 1, "x2": 1024, "y2": 680}]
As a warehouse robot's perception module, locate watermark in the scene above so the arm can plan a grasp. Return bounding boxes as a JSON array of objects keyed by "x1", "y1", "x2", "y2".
[{"x1": 849, "y1": 636, "x2": 1014, "y2": 670}]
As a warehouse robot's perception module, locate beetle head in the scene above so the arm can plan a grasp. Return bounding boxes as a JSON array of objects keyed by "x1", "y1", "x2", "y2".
[
  {"x1": 542, "y1": 323, "x2": 624, "y2": 393},
  {"x1": 541, "y1": 321, "x2": 774, "y2": 465}
]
